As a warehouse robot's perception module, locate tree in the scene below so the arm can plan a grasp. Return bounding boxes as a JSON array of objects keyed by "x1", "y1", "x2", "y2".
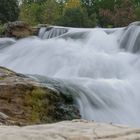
[
  {"x1": 55, "y1": 0, "x2": 97, "y2": 27},
  {"x1": 81, "y1": 0, "x2": 121, "y2": 26},
  {"x1": 19, "y1": 2, "x2": 44, "y2": 25},
  {"x1": 0, "y1": 0, "x2": 19, "y2": 23},
  {"x1": 99, "y1": 0, "x2": 136, "y2": 27},
  {"x1": 65, "y1": 0, "x2": 81, "y2": 9},
  {"x1": 19, "y1": 0, "x2": 138, "y2": 27},
  {"x1": 21, "y1": 0, "x2": 47, "y2": 4},
  {"x1": 42, "y1": 0, "x2": 60, "y2": 24},
  {"x1": 135, "y1": 6, "x2": 140, "y2": 20},
  {"x1": 56, "y1": 7, "x2": 97, "y2": 27},
  {"x1": 19, "y1": 0, "x2": 60, "y2": 25},
  {"x1": 133, "y1": 0, "x2": 140, "y2": 7},
  {"x1": 56, "y1": 0, "x2": 66, "y2": 15},
  {"x1": 81, "y1": 0, "x2": 97, "y2": 16}
]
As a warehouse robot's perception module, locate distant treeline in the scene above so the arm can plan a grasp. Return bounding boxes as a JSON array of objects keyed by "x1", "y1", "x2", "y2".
[{"x1": 0, "y1": 0, "x2": 140, "y2": 27}]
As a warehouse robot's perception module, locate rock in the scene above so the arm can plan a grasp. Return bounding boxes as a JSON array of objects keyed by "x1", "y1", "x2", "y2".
[
  {"x1": 0, "y1": 120, "x2": 140, "y2": 140},
  {"x1": 32, "y1": 27, "x2": 40, "y2": 36},
  {"x1": 4, "y1": 21, "x2": 36, "y2": 38},
  {"x1": 0, "y1": 66, "x2": 80, "y2": 125}
]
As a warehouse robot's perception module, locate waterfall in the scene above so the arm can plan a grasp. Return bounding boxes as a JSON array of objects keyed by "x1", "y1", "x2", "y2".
[
  {"x1": 38, "y1": 26, "x2": 68, "y2": 39},
  {"x1": 120, "y1": 22, "x2": 140, "y2": 53},
  {"x1": 0, "y1": 22, "x2": 140, "y2": 126},
  {"x1": 0, "y1": 38, "x2": 15, "y2": 49}
]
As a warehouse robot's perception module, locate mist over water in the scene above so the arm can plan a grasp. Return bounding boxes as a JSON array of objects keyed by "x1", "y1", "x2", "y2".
[{"x1": 0, "y1": 23, "x2": 140, "y2": 126}]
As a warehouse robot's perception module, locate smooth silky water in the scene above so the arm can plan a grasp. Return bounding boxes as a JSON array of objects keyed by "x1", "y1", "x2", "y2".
[{"x1": 0, "y1": 22, "x2": 140, "y2": 126}]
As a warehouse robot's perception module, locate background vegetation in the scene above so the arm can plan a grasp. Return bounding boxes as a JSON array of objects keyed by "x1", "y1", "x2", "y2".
[{"x1": 0, "y1": 0, "x2": 140, "y2": 27}]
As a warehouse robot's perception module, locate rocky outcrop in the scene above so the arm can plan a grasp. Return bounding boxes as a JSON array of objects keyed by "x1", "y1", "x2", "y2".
[
  {"x1": 0, "y1": 120, "x2": 140, "y2": 140},
  {"x1": 0, "y1": 67, "x2": 80, "y2": 125},
  {"x1": 4, "y1": 21, "x2": 37, "y2": 38}
]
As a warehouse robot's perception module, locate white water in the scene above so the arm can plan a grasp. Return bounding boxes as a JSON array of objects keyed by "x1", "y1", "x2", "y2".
[
  {"x1": 0, "y1": 23, "x2": 140, "y2": 126},
  {"x1": 38, "y1": 26, "x2": 68, "y2": 39}
]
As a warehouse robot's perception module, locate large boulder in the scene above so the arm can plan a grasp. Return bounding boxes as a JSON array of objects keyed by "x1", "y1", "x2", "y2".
[
  {"x1": 0, "y1": 67, "x2": 80, "y2": 125},
  {"x1": 4, "y1": 21, "x2": 37, "y2": 38},
  {"x1": 0, "y1": 120, "x2": 140, "y2": 140}
]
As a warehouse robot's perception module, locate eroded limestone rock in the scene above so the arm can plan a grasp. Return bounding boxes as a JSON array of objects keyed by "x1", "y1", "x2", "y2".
[
  {"x1": 0, "y1": 66, "x2": 80, "y2": 125},
  {"x1": 0, "y1": 120, "x2": 140, "y2": 140},
  {"x1": 4, "y1": 21, "x2": 35, "y2": 38}
]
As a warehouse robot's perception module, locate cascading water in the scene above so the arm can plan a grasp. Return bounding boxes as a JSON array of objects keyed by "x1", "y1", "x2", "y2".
[
  {"x1": 38, "y1": 26, "x2": 68, "y2": 39},
  {"x1": 0, "y1": 38, "x2": 16, "y2": 49},
  {"x1": 1, "y1": 22, "x2": 140, "y2": 126}
]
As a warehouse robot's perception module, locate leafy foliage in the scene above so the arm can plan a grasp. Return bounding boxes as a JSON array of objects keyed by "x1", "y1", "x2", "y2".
[
  {"x1": 0, "y1": 24, "x2": 4, "y2": 36},
  {"x1": 1, "y1": 0, "x2": 140, "y2": 27},
  {"x1": 56, "y1": 0, "x2": 97, "y2": 27},
  {"x1": 56, "y1": 7, "x2": 88, "y2": 27},
  {"x1": 99, "y1": 0, "x2": 136, "y2": 27},
  {"x1": 19, "y1": 3, "x2": 44, "y2": 25},
  {"x1": 0, "y1": 0, "x2": 19, "y2": 23},
  {"x1": 42, "y1": 0, "x2": 60, "y2": 25}
]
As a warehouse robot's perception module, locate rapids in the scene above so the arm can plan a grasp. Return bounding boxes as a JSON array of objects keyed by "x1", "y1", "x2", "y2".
[{"x1": 0, "y1": 22, "x2": 140, "y2": 126}]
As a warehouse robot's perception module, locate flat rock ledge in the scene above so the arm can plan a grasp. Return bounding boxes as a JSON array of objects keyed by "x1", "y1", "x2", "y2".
[{"x1": 0, "y1": 120, "x2": 140, "y2": 140}]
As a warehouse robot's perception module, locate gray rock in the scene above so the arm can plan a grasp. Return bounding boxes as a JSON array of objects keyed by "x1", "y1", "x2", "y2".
[{"x1": 0, "y1": 120, "x2": 140, "y2": 140}]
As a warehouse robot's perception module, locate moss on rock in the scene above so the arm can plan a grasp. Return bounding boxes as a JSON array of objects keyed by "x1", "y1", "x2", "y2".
[{"x1": 0, "y1": 67, "x2": 80, "y2": 125}]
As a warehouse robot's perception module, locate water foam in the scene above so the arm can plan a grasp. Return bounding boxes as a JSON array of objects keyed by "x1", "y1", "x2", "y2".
[{"x1": 0, "y1": 23, "x2": 140, "y2": 126}]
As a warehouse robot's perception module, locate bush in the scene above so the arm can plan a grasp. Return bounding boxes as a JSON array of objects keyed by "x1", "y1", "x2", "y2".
[
  {"x1": 0, "y1": 24, "x2": 5, "y2": 36},
  {"x1": 56, "y1": 7, "x2": 97, "y2": 27},
  {"x1": 19, "y1": 3, "x2": 44, "y2": 25}
]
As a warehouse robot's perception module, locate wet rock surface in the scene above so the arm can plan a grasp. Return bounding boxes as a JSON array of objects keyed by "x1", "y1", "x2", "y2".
[{"x1": 0, "y1": 66, "x2": 80, "y2": 125}]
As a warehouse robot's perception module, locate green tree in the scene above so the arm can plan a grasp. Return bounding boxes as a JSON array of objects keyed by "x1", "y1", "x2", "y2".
[
  {"x1": 0, "y1": 0, "x2": 19, "y2": 23},
  {"x1": 133, "y1": 0, "x2": 140, "y2": 6},
  {"x1": 42, "y1": 0, "x2": 60, "y2": 25},
  {"x1": 81, "y1": 0, "x2": 120, "y2": 26},
  {"x1": 19, "y1": 2, "x2": 44, "y2": 25},
  {"x1": 135, "y1": 6, "x2": 140, "y2": 20},
  {"x1": 20, "y1": 0, "x2": 60, "y2": 25},
  {"x1": 21, "y1": 0, "x2": 47, "y2": 4},
  {"x1": 81, "y1": 0, "x2": 97, "y2": 16},
  {"x1": 56, "y1": 7, "x2": 97, "y2": 27},
  {"x1": 99, "y1": 0, "x2": 136, "y2": 27},
  {"x1": 65, "y1": 0, "x2": 81, "y2": 9},
  {"x1": 19, "y1": 0, "x2": 138, "y2": 27}
]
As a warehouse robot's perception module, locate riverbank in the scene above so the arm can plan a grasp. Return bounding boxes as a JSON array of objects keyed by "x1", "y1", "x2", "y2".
[{"x1": 0, "y1": 120, "x2": 140, "y2": 140}]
